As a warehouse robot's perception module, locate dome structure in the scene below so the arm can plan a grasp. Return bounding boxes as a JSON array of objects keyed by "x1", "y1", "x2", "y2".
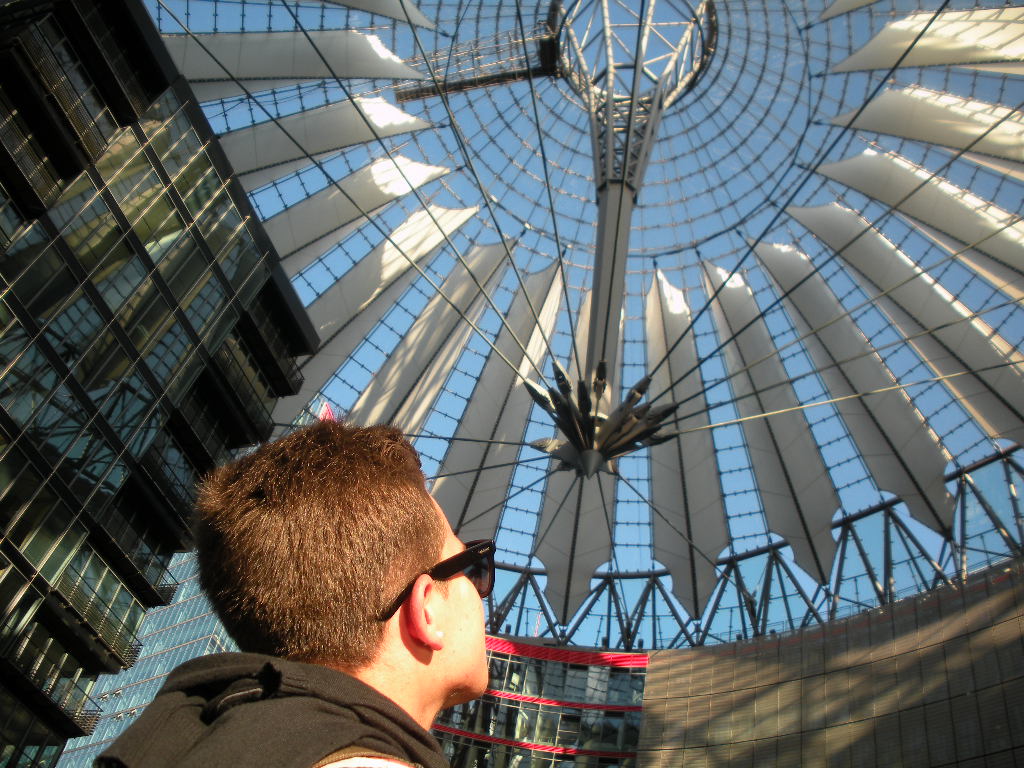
[{"x1": 150, "y1": 0, "x2": 1024, "y2": 649}]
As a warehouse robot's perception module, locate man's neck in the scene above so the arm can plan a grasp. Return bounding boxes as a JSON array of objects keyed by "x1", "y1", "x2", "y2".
[{"x1": 334, "y1": 661, "x2": 441, "y2": 732}]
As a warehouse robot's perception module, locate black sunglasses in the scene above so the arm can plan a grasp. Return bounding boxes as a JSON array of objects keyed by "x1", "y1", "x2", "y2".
[{"x1": 379, "y1": 539, "x2": 496, "y2": 621}]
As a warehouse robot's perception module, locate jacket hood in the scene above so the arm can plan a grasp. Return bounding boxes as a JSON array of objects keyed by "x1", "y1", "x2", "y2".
[{"x1": 97, "y1": 652, "x2": 449, "y2": 768}]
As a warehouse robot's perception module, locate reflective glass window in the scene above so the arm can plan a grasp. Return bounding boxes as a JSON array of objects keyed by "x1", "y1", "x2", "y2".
[
  {"x1": 116, "y1": 167, "x2": 161, "y2": 223},
  {"x1": 118, "y1": 276, "x2": 171, "y2": 352},
  {"x1": 93, "y1": 486, "x2": 173, "y2": 588},
  {"x1": 0, "y1": 444, "x2": 43, "y2": 534},
  {"x1": 61, "y1": 544, "x2": 145, "y2": 644},
  {"x1": 1, "y1": 334, "x2": 60, "y2": 429},
  {"x1": 71, "y1": 329, "x2": 130, "y2": 393},
  {"x1": 144, "y1": 430, "x2": 198, "y2": 507},
  {"x1": 157, "y1": 233, "x2": 227, "y2": 337},
  {"x1": 58, "y1": 177, "x2": 131, "y2": 277},
  {"x1": 196, "y1": 189, "x2": 243, "y2": 258},
  {"x1": 95, "y1": 130, "x2": 147, "y2": 200},
  {"x1": 98, "y1": 367, "x2": 157, "y2": 448},
  {"x1": 140, "y1": 90, "x2": 182, "y2": 136},
  {"x1": 0, "y1": 215, "x2": 46, "y2": 284},
  {"x1": 92, "y1": 244, "x2": 149, "y2": 317},
  {"x1": 15, "y1": 489, "x2": 78, "y2": 576},
  {"x1": 143, "y1": 315, "x2": 194, "y2": 390},
  {"x1": 49, "y1": 166, "x2": 95, "y2": 223},
  {"x1": 134, "y1": 193, "x2": 185, "y2": 263},
  {"x1": 173, "y1": 151, "x2": 222, "y2": 217},
  {"x1": 43, "y1": 290, "x2": 106, "y2": 373},
  {"x1": 10, "y1": 243, "x2": 79, "y2": 323},
  {"x1": 150, "y1": 119, "x2": 202, "y2": 179},
  {"x1": 217, "y1": 332, "x2": 274, "y2": 419},
  {"x1": 0, "y1": 189, "x2": 20, "y2": 247},
  {"x1": 219, "y1": 236, "x2": 264, "y2": 294}
]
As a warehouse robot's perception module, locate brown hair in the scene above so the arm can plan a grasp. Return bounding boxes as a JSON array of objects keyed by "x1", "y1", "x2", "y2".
[{"x1": 193, "y1": 420, "x2": 445, "y2": 667}]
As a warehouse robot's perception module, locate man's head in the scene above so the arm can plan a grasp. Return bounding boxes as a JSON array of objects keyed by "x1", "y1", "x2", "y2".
[{"x1": 194, "y1": 420, "x2": 448, "y2": 668}]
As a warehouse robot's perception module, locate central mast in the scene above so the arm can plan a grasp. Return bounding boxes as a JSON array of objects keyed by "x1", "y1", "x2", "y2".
[{"x1": 559, "y1": 0, "x2": 717, "y2": 383}]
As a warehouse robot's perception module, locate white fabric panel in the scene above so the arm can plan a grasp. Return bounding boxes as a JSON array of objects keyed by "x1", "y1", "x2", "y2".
[
  {"x1": 308, "y1": 205, "x2": 476, "y2": 334},
  {"x1": 755, "y1": 242, "x2": 954, "y2": 532},
  {"x1": 909, "y1": 219, "x2": 1024, "y2": 304},
  {"x1": 535, "y1": 470, "x2": 618, "y2": 625},
  {"x1": 956, "y1": 152, "x2": 1024, "y2": 183},
  {"x1": 645, "y1": 271, "x2": 728, "y2": 618},
  {"x1": 831, "y1": 87, "x2": 1024, "y2": 162},
  {"x1": 432, "y1": 263, "x2": 563, "y2": 541},
  {"x1": 820, "y1": 0, "x2": 879, "y2": 22},
  {"x1": 817, "y1": 149, "x2": 1024, "y2": 273},
  {"x1": 965, "y1": 62, "x2": 1024, "y2": 76},
  {"x1": 237, "y1": 152, "x2": 337, "y2": 194},
  {"x1": 271, "y1": 205, "x2": 476, "y2": 424},
  {"x1": 220, "y1": 98, "x2": 430, "y2": 190},
  {"x1": 834, "y1": 7, "x2": 1024, "y2": 72},
  {"x1": 788, "y1": 203, "x2": 1024, "y2": 443},
  {"x1": 321, "y1": 0, "x2": 434, "y2": 29},
  {"x1": 162, "y1": 31, "x2": 424, "y2": 101},
  {"x1": 346, "y1": 242, "x2": 507, "y2": 428},
  {"x1": 703, "y1": 267, "x2": 839, "y2": 582},
  {"x1": 261, "y1": 155, "x2": 449, "y2": 261},
  {"x1": 281, "y1": 219, "x2": 363, "y2": 279},
  {"x1": 385, "y1": 245, "x2": 513, "y2": 435}
]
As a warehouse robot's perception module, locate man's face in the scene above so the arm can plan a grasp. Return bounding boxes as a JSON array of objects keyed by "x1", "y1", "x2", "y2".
[{"x1": 431, "y1": 498, "x2": 490, "y2": 705}]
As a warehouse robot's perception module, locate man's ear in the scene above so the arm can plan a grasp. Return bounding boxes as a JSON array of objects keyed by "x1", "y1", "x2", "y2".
[{"x1": 404, "y1": 573, "x2": 445, "y2": 652}]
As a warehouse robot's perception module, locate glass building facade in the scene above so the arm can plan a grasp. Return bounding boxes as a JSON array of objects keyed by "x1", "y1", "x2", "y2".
[
  {"x1": 56, "y1": 552, "x2": 236, "y2": 767},
  {"x1": 0, "y1": 0, "x2": 315, "y2": 765},
  {"x1": 436, "y1": 638, "x2": 648, "y2": 768}
]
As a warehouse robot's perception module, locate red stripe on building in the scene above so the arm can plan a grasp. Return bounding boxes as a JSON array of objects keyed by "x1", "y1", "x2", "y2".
[
  {"x1": 432, "y1": 724, "x2": 636, "y2": 759},
  {"x1": 483, "y1": 688, "x2": 643, "y2": 712},
  {"x1": 485, "y1": 636, "x2": 648, "y2": 667}
]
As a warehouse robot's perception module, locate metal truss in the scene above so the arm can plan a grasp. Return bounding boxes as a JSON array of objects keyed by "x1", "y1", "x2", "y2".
[
  {"x1": 558, "y1": 0, "x2": 717, "y2": 189},
  {"x1": 485, "y1": 446, "x2": 1023, "y2": 650}
]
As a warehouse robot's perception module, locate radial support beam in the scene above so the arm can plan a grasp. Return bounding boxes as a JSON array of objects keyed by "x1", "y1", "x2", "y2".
[
  {"x1": 788, "y1": 203, "x2": 1024, "y2": 444},
  {"x1": 218, "y1": 98, "x2": 431, "y2": 191},
  {"x1": 644, "y1": 271, "x2": 728, "y2": 619},
  {"x1": 831, "y1": 87, "x2": 1024, "y2": 164},
  {"x1": 703, "y1": 266, "x2": 840, "y2": 584},
  {"x1": 271, "y1": 205, "x2": 476, "y2": 426},
  {"x1": 755, "y1": 242, "x2": 954, "y2": 534},
  {"x1": 345, "y1": 242, "x2": 509, "y2": 431},
  {"x1": 817, "y1": 149, "x2": 1024, "y2": 276},
  {"x1": 161, "y1": 30, "x2": 424, "y2": 101},
  {"x1": 433, "y1": 263, "x2": 563, "y2": 541},
  {"x1": 833, "y1": 7, "x2": 1024, "y2": 75},
  {"x1": 261, "y1": 155, "x2": 449, "y2": 269}
]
